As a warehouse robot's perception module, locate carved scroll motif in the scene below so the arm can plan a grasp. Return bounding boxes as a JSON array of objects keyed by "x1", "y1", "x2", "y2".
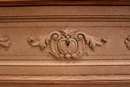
[
  {"x1": 28, "y1": 28, "x2": 107, "y2": 59},
  {"x1": 0, "y1": 35, "x2": 11, "y2": 50},
  {"x1": 125, "y1": 35, "x2": 130, "y2": 50}
]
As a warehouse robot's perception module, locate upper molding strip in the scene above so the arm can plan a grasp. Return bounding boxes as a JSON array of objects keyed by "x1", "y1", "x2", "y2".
[
  {"x1": 0, "y1": 15, "x2": 130, "y2": 22},
  {"x1": 0, "y1": 0, "x2": 130, "y2": 6}
]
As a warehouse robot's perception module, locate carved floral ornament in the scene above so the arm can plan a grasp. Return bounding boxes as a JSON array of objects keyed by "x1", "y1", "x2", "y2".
[
  {"x1": 125, "y1": 35, "x2": 130, "y2": 50},
  {"x1": 28, "y1": 28, "x2": 107, "y2": 59},
  {"x1": 0, "y1": 35, "x2": 11, "y2": 50}
]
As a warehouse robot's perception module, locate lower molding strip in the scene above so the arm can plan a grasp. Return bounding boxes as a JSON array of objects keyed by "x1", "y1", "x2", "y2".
[{"x1": 0, "y1": 75, "x2": 130, "y2": 85}]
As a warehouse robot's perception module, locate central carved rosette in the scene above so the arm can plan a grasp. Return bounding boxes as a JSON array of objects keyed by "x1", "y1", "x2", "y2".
[
  {"x1": 57, "y1": 37, "x2": 78, "y2": 59},
  {"x1": 28, "y1": 27, "x2": 107, "y2": 59}
]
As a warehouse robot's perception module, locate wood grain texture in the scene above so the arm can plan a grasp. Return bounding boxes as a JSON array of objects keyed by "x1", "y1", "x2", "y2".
[{"x1": 0, "y1": 0, "x2": 130, "y2": 6}]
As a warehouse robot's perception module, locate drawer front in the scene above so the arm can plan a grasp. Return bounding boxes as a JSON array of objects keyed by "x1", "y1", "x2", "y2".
[{"x1": 0, "y1": 6, "x2": 130, "y2": 87}]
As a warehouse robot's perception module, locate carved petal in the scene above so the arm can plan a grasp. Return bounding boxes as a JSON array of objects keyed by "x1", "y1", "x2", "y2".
[
  {"x1": 0, "y1": 35, "x2": 11, "y2": 50},
  {"x1": 28, "y1": 37, "x2": 40, "y2": 46},
  {"x1": 125, "y1": 35, "x2": 130, "y2": 50}
]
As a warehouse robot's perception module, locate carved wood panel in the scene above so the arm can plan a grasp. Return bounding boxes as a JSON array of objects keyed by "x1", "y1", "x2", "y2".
[{"x1": 0, "y1": 6, "x2": 129, "y2": 87}]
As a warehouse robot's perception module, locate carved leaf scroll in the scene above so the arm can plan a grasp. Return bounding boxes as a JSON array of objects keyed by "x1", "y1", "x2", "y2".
[
  {"x1": 125, "y1": 35, "x2": 130, "y2": 50},
  {"x1": 28, "y1": 27, "x2": 107, "y2": 59},
  {"x1": 0, "y1": 35, "x2": 11, "y2": 50}
]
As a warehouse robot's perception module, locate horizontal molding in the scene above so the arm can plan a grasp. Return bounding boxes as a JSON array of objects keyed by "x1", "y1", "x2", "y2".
[
  {"x1": 0, "y1": 15, "x2": 130, "y2": 22},
  {"x1": 0, "y1": 22, "x2": 129, "y2": 27},
  {"x1": 0, "y1": 55, "x2": 130, "y2": 60},
  {"x1": 0, "y1": 60, "x2": 130, "y2": 66},
  {"x1": 0, "y1": 0, "x2": 130, "y2": 6},
  {"x1": 0, "y1": 6, "x2": 129, "y2": 16},
  {"x1": 0, "y1": 75, "x2": 130, "y2": 85},
  {"x1": 0, "y1": 66, "x2": 130, "y2": 75}
]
